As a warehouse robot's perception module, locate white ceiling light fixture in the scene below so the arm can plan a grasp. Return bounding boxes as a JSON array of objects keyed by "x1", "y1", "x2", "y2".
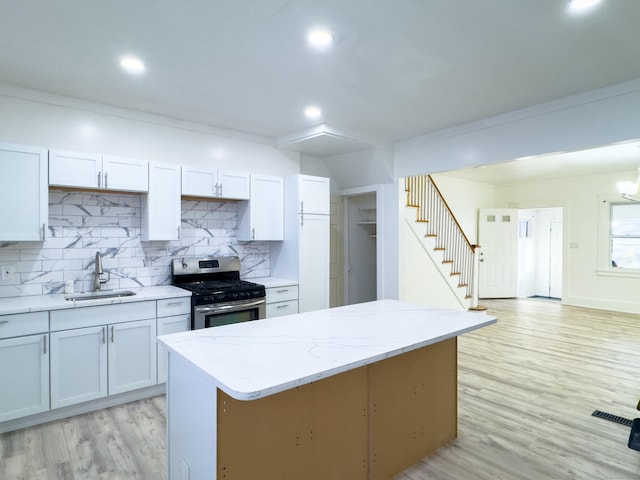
[
  {"x1": 119, "y1": 55, "x2": 146, "y2": 75},
  {"x1": 617, "y1": 167, "x2": 640, "y2": 202},
  {"x1": 568, "y1": 0, "x2": 603, "y2": 14},
  {"x1": 307, "y1": 28, "x2": 334, "y2": 48},
  {"x1": 304, "y1": 105, "x2": 322, "y2": 120}
]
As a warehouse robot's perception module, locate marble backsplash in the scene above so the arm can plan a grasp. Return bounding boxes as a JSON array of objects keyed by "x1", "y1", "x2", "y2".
[{"x1": 0, "y1": 190, "x2": 270, "y2": 298}]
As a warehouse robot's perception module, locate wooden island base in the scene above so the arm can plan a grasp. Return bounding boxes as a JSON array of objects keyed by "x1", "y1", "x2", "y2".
[{"x1": 205, "y1": 338, "x2": 456, "y2": 480}]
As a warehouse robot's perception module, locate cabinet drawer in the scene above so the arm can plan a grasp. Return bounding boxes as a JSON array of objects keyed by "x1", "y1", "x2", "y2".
[
  {"x1": 50, "y1": 301, "x2": 156, "y2": 331},
  {"x1": 0, "y1": 311, "x2": 49, "y2": 339},
  {"x1": 266, "y1": 301, "x2": 298, "y2": 318},
  {"x1": 157, "y1": 297, "x2": 191, "y2": 318},
  {"x1": 266, "y1": 285, "x2": 298, "y2": 304}
]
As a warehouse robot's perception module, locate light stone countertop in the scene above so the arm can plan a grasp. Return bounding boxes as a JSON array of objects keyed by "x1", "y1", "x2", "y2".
[
  {"x1": 249, "y1": 277, "x2": 297, "y2": 288},
  {"x1": 158, "y1": 299, "x2": 496, "y2": 401},
  {"x1": 0, "y1": 285, "x2": 191, "y2": 316}
]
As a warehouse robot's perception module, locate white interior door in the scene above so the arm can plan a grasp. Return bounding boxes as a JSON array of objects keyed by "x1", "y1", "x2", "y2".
[
  {"x1": 549, "y1": 221, "x2": 563, "y2": 298},
  {"x1": 478, "y1": 208, "x2": 519, "y2": 298}
]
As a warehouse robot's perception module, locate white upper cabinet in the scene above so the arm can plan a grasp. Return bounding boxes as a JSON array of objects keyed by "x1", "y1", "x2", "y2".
[
  {"x1": 142, "y1": 161, "x2": 181, "y2": 241},
  {"x1": 238, "y1": 175, "x2": 284, "y2": 241},
  {"x1": 299, "y1": 175, "x2": 330, "y2": 215},
  {"x1": 49, "y1": 150, "x2": 148, "y2": 192},
  {"x1": 217, "y1": 170, "x2": 250, "y2": 199},
  {"x1": 102, "y1": 155, "x2": 149, "y2": 192},
  {"x1": 0, "y1": 143, "x2": 48, "y2": 241},
  {"x1": 181, "y1": 166, "x2": 249, "y2": 200}
]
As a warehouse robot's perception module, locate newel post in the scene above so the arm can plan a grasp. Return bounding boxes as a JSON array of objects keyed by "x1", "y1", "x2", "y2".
[{"x1": 471, "y1": 245, "x2": 480, "y2": 309}]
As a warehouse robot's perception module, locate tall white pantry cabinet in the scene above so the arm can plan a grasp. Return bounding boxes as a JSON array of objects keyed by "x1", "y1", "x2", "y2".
[{"x1": 272, "y1": 175, "x2": 330, "y2": 313}]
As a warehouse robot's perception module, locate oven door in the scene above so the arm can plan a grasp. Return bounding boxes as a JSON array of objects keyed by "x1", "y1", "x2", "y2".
[{"x1": 192, "y1": 298, "x2": 266, "y2": 329}]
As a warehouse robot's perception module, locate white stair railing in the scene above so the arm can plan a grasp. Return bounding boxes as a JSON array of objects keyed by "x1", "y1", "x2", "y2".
[{"x1": 405, "y1": 175, "x2": 479, "y2": 308}]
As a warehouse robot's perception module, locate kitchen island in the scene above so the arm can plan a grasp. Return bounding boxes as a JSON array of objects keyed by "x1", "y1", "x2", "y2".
[{"x1": 158, "y1": 299, "x2": 496, "y2": 480}]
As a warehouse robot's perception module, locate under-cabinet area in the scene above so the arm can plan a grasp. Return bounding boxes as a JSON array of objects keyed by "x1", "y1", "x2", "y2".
[{"x1": 0, "y1": 287, "x2": 190, "y2": 433}]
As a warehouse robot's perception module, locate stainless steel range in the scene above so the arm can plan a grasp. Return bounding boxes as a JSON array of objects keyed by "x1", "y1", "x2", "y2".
[{"x1": 171, "y1": 256, "x2": 266, "y2": 329}]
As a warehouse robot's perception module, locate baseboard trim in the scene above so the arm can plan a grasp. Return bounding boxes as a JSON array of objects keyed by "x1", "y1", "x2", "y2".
[{"x1": 0, "y1": 384, "x2": 166, "y2": 434}]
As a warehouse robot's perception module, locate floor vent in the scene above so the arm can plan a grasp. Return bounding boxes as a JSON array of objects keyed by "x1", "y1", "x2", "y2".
[{"x1": 592, "y1": 410, "x2": 633, "y2": 427}]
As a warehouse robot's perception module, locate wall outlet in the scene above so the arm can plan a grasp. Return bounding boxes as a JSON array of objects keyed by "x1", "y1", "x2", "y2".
[{"x1": 1, "y1": 265, "x2": 15, "y2": 281}]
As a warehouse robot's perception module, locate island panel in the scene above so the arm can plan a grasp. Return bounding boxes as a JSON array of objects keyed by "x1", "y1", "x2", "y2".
[{"x1": 217, "y1": 366, "x2": 369, "y2": 479}]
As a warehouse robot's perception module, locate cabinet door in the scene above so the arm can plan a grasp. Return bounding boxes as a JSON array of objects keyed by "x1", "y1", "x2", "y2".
[
  {"x1": 142, "y1": 161, "x2": 181, "y2": 241},
  {"x1": 108, "y1": 319, "x2": 157, "y2": 395},
  {"x1": 102, "y1": 155, "x2": 149, "y2": 192},
  {"x1": 157, "y1": 314, "x2": 190, "y2": 383},
  {"x1": 181, "y1": 166, "x2": 217, "y2": 197},
  {"x1": 49, "y1": 149, "x2": 102, "y2": 189},
  {"x1": 218, "y1": 170, "x2": 250, "y2": 200},
  {"x1": 299, "y1": 175, "x2": 330, "y2": 215},
  {"x1": 50, "y1": 326, "x2": 108, "y2": 409},
  {"x1": 0, "y1": 334, "x2": 49, "y2": 422},
  {"x1": 299, "y1": 214, "x2": 330, "y2": 313},
  {"x1": 238, "y1": 175, "x2": 283, "y2": 241},
  {"x1": 0, "y1": 144, "x2": 48, "y2": 241}
]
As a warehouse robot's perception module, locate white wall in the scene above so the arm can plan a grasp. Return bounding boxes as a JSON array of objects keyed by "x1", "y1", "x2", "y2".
[
  {"x1": 394, "y1": 79, "x2": 640, "y2": 313},
  {"x1": 0, "y1": 84, "x2": 300, "y2": 295},
  {"x1": 399, "y1": 213, "x2": 464, "y2": 310},
  {"x1": 494, "y1": 171, "x2": 640, "y2": 313},
  {"x1": 0, "y1": 84, "x2": 300, "y2": 176},
  {"x1": 429, "y1": 174, "x2": 495, "y2": 244},
  {"x1": 395, "y1": 79, "x2": 640, "y2": 177}
]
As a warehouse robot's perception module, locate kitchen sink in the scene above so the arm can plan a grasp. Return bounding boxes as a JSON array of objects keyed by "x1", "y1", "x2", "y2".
[{"x1": 65, "y1": 290, "x2": 137, "y2": 301}]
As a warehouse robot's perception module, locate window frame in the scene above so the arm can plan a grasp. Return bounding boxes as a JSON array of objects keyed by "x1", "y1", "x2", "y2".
[{"x1": 597, "y1": 195, "x2": 640, "y2": 278}]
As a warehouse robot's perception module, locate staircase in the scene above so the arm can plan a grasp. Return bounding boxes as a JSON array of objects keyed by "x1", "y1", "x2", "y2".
[{"x1": 404, "y1": 175, "x2": 482, "y2": 311}]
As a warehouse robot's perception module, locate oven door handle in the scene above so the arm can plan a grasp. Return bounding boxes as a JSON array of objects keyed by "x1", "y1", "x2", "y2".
[{"x1": 194, "y1": 299, "x2": 265, "y2": 314}]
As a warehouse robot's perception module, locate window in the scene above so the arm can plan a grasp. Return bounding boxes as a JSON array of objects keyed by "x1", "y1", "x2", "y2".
[{"x1": 610, "y1": 203, "x2": 640, "y2": 269}]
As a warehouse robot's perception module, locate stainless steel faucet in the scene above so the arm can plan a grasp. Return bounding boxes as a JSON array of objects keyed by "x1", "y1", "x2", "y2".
[{"x1": 93, "y1": 251, "x2": 110, "y2": 291}]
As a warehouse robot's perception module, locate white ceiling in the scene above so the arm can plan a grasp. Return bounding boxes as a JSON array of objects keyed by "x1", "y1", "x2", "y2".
[
  {"x1": 1, "y1": 0, "x2": 640, "y2": 159},
  {"x1": 439, "y1": 140, "x2": 640, "y2": 185}
]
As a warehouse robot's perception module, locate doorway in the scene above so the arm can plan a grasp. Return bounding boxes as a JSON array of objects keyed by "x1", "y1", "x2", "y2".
[
  {"x1": 518, "y1": 207, "x2": 563, "y2": 299},
  {"x1": 478, "y1": 206, "x2": 563, "y2": 300},
  {"x1": 344, "y1": 193, "x2": 377, "y2": 305}
]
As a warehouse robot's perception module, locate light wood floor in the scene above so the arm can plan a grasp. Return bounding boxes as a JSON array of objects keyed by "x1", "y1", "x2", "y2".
[{"x1": 1, "y1": 298, "x2": 639, "y2": 479}]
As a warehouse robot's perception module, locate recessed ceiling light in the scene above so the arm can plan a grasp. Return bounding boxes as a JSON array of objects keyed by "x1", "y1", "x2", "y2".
[
  {"x1": 567, "y1": 0, "x2": 603, "y2": 13},
  {"x1": 307, "y1": 28, "x2": 334, "y2": 47},
  {"x1": 120, "y1": 55, "x2": 145, "y2": 75},
  {"x1": 304, "y1": 105, "x2": 322, "y2": 120}
]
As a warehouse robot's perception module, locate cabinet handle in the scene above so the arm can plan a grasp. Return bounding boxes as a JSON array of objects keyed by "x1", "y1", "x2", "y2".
[
  {"x1": 214, "y1": 183, "x2": 220, "y2": 196},
  {"x1": 43, "y1": 335, "x2": 47, "y2": 354},
  {"x1": 252, "y1": 228, "x2": 255, "y2": 240},
  {"x1": 104, "y1": 172, "x2": 108, "y2": 188},
  {"x1": 166, "y1": 301, "x2": 184, "y2": 306},
  {"x1": 218, "y1": 183, "x2": 223, "y2": 197},
  {"x1": 111, "y1": 325, "x2": 114, "y2": 343},
  {"x1": 177, "y1": 226, "x2": 181, "y2": 239},
  {"x1": 97, "y1": 171, "x2": 101, "y2": 188},
  {"x1": 276, "y1": 289, "x2": 289, "y2": 293},
  {"x1": 0, "y1": 320, "x2": 8, "y2": 325},
  {"x1": 300, "y1": 201, "x2": 304, "y2": 214},
  {"x1": 277, "y1": 304, "x2": 289, "y2": 309},
  {"x1": 42, "y1": 223, "x2": 46, "y2": 241},
  {"x1": 102, "y1": 326, "x2": 106, "y2": 344}
]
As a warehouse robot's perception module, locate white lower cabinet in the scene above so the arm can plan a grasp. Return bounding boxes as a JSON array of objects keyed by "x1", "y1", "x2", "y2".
[
  {"x1": 156, "y1": 297, "x2": 191, "y2": 383},
  {"x1": 49, "y1": 301, "x2": 157, "y2": 409},
  {"x1": 0, "y1": 334, "x2": 49, "y2": 422},
  {"x1": 108, "y1": 319, "x2": 157, "y2": 395},
  {"x1": 265, "y1": 284, "x2": 299, "y2": 318},
  {"x1": 157, "y1": 314, "x2": 190, "y2": 383},
  {"x1": 50, "y1": 326, "x2": 108, "y2": 409}
]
